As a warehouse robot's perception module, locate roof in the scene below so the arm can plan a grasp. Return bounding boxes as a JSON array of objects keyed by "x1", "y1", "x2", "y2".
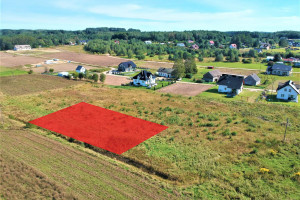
[
  {"x1": 206, "y1": 70, "x2": 222, "y2": 77},
  {"x1": 217, "y1": 74, "x2": 244, "y2": 89},
  {"x1": 277, "y1": 80, "x2": 300, "y2": 94},
  {"x1": 177, "y1": 43, "x2": 185, "y2": 47},
  {"x1": 267, "y1": 64, "x2": 292, "y2": 71},
  {"x1": 76, "y1": 65, "x2": 85, "y2": 70},
  {"x1": 245, "y1": 73, "x2": 260, "y2": 82},
  {"x1": 209, "y1": 41, "x2": 214, "y2": 44},
  {"x1": 157, "y1": 68, "x2": 174, "y2": 74},
  {"x1": 118, "y1": 61, "x2": 136, "y2": 69},
  {"x1": 133, "y1": 70, "x2": 154, "y2": 81},
  {"x1": 230, "y1": 44, "x2": 237, "y2": 47}
]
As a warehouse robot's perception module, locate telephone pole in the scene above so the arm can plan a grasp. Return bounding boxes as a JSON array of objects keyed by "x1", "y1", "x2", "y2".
[{"x1": 283, "y1": 118, "x2": 289, "y2": 142}]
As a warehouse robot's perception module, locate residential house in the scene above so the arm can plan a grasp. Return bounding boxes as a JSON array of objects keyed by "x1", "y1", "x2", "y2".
[
  {"x1": 229, "y1": 44, "x2": 237, "y2": 49},
  {"x1": 244, "y1": 73, "x2": 261, "y2": 86},
  {"x1": 114, "y1": 40, "x2": 120, "y2": 44},
  {"x1": 260, "y1": 43, "x2": 271, "y2": 50},
  {"x1": 58, "y1": 72, "x2": 69, "y2": 77},
  {"x1": 132, "y1": 70, "x2": 156, "y2": 87},
  {"x1": 177, "y1": 43, "x2": 185, "y2": 47},
  {"x1": 157, "y1": 68, "x2": 174, "y2": 78},
  {"x1": 44, "y1": 60, "x2": 53, "y2": 64},
  {"x1": 266, "y1": 64, "x2": 292, "y2": 76},
  {"x1": 191, "y1": 44, "x2": 199, "y2": 50},
  {"x1": 202, "y1": 70, "x2": 222, "y2": 82},
  {"x1": 14, "y1": 45, "x2": 31, "y2": 51},
  {"x1": 217, "y1": 74, "x2": 244, "y2": 95},
  {"x1": 79, "y1": 40, "x2": 89, "y2": 45},
  {"x1": 254, "y1": 48, "x2": 263, "y2": 53},
  {"x1": 76, "y1": 65, "x2": 86, "y2": 74},
  {"x1": 209, "y1": 41, "x2": 214, "y2": 46},
  {"x1": 118, "y1": 61, "x2": 136, "y2": 72},
  {"x1": 145, "y1": 40, "x2": 152, "y2": 44},
  {"x1": 276, "y1": 80, "x2": 300, "y2": 102},
  {"x1": 188, "y1": 40, "x2": 194, "y2": 43}
]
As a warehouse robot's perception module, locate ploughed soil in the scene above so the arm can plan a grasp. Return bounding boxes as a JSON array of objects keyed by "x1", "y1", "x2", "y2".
[{"x1": 158, "y1": 82, "x2": 213, "y2": 96}]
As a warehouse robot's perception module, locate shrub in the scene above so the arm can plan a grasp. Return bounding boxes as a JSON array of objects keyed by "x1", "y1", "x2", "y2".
[
  {"x1": 49, "y1": 68, "x2": 54, "y2": 73},
  {"x1": 28, "y1": 69, "x2": 33, "y2": 74},
  {"x1": 185, "y1": 73, "x2": 193, "y2": 78},
  {"x1": 231, "y1": 131, "x2": 237, "y2": 136},
  {"x1": 222, "y1": 129, "x2": 231, "y2": 136},
  {"x1": 100, "y1": 73, "x2": 106, "y2": 82},
  {"x1": 92, "y1": 74, "x2": 98, "y2": 82},
  {"x1": 207, "y1": 136, "x2": 214, "y2": 141}
]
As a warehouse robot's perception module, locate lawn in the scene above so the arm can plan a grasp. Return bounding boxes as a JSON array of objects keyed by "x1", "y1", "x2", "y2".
[{"x1": 0, "y1": 66, "x2": 28, "y2": 76}]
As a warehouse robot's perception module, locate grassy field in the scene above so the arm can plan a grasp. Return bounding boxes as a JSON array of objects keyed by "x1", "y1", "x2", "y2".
[
  {"x1": 0, "y1": 66, "x2": 28, "y2": 76},
  {"x1": 1, "y1": 77, "x2": 299, "y2": 199}
]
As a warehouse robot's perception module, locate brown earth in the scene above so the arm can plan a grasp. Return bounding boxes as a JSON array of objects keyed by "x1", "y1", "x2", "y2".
[
  {"x1": 0, "y1": 52, "x2": 44, "y2": 67},
  {"x1": 158, "y1": 82, "x2": 213, "y2": 96},
  {"x1": 135, "y1": 61, "x2": 174, "y2": 69},
  {"x1": 104, "y1": 75, "x2": 131, "y2": 86},
  {"x1": 31, "y1": 63, "x2": 96, "y2": 73},
  {"x1": 216, "y1": 68, "x2": 261, "y2": 76}
]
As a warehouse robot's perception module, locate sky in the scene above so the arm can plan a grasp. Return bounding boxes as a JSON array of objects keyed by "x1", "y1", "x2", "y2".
[{"x1": 1, "y1": 0, "x2": 300, "y2": 32}]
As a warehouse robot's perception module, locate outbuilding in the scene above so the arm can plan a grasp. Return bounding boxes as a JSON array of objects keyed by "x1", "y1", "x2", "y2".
[
  {"x1": 244, "y1": 73, "x2": 261, "y2": 86},
  {"x1": 76, "y1": 65, "x2": 86, "y2": 74}
]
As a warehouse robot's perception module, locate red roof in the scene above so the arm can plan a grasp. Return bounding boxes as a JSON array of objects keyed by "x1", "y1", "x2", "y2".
[{"x1": 209, "y1": 41, "x2": 214, "y2": 44}]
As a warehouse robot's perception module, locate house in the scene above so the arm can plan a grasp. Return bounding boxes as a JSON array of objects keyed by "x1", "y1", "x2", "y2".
[
  {"x1": 157, "y1": 68, "x2": 174, "y2": 78},
  {"x1": 266, "y1": 64, "x2": 292, "y2": 76},
  {"x1": 114, "y1": 40, "x2": 120, "y2": 44},
  {"x1": 177, "y1": 43, "x2": 185, "y2": 47},
  {"x1": 76, "y1": 65, "x2": 86, "y2": 74},
  {"x1": 217, "y1": 74, "x2": 244, "y2": 95},
  {"x1": 254, "y1": 48, "x2": 263, "y2": 53},
  {"x1": 44, "y1": 60, "x2": 53, "y2": 64},
  {"x1": 260, "y1": 43, "x2": 271, "y2": 50},
  {"x1": 79, "y1": 40, "x2": 89, "y2": 45},
  {"x1": 145, "y1": 40, "x2": 152, "y2": 44},
  {"x1": 132, "y1": 70, "x2": 156, "y2": 87},
  {"x1": 188, "y1": 40, "x2": 194, "y2": 43},
  {"x1": 209, "y1": 41, "x2": 214, "y2": 45},
  {"x1": 229, "y1": 44, "x2": 237, "y2": 49},
  {"x1": 118, "y1": 61, "x2": 136, "y2": 72},
  {"x1": 58, "y1": 72, "x2": 69, "y2": 77},
  {"x1": 244, "y1": 73, "x2": 261, "y2": 86},
  {"x1": 191, "y1": 44, "x2": 199, "y2": 50},
  {"x1": 276, "y1": 80, "x2": 300, "y2": 102},
  {"x1": 266, "y1": 56, "x2": 274, "y2": 61},
  {"x1": 203, "y1": 70, "x2": 222, "y2": 82},
  {"x1": 14, "y1": 45, "x2": 31, "y2": 51}
]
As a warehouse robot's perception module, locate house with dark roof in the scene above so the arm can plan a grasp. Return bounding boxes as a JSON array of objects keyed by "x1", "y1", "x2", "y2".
[
  {"x1": 266, "y1": 64, "x2": 292, "y2": 76},
  {"x1": 276, "y1": 80, "x2": 300, "y2": 102},
  {"x1": 203, "y1": 70, "x2": 222, "y2": 82},
  {"x1": 132, "y1": 70, "x2": 156, "y2": 87},
  {"x1": 76, "y1": 65, "x2": 86, "y2": 73},
  {"x1": 118, "y1": 61, "x2": 136, "y2": 72},
  {"x1": 244, "y1": 73, "x2": 261, "y2": 86},
  {"x1": 254, "y1": 48, "x2": 263, "y2": 53},
  {"x1": 217, "y1": 74, "x2": 244, "y2": 95},
  {"x1": 157, "y1": 68, "x2": 174, "y2": 78},
  {"x1": 260, "y1": 43, "x2": 271, "y2": 50}
]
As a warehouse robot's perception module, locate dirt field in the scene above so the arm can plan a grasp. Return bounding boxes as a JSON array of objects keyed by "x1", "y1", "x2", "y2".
[
  {"x1": 42, "y1": 51, "x2": 129, "y2": 67},
  {"x1": 216, "y1": 68, "x2": 260, "y2": 76},
  {"x1": 158, "y1": 82, "x2": 213, "y2": 96},
  {"x1": 1, "y1": 130, "x2": 176, "y2": 200},
  {"x1": 0, "y1": 74, "x2": 81, "y2": 96},
  {"x1": 0, "y1": 52, "x2": 44, "y2": 67},
  {"x1": 31, "y1": 63, "x2": 96, "y2": 73},
  {"x1": 135, "y1": 61, "x2": 174, "y2": 69},
  {"x1": 104, "y1": 75, "x2": 131, "y2": 86}
]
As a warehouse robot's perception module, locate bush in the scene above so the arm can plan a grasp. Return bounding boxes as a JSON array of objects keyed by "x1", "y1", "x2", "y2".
[
  {"x1": 100, "y1": 73, "x2": 106, "y2": 82},
  {"x1": 49, "y1": 68, "x2": 54, "y2": 73},
  {"x1": 185, "y1": 73, "x2": 193, "y2": 78},
  {"x1": 28, "y1": 70, "x2": 33, "y2": 74},
  {"x1": 242, "y1": 58, "x2": 252, "y2": 64},
  {"x1": 92, "y1": 74, "x2": 98, "y2": 82},
  {"x1": 231, "y1": 131, "x2": 237, "y2": 136}
]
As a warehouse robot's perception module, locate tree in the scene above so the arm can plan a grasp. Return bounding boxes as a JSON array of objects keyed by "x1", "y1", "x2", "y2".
[
  {"x1": 279, "y1": 38, "x2": 288, "y2": 47},
  {"x1": 273, "y1": 54, "x2": 282, "y2": 62},
  {"x1": 171, "y1": 59, "x2": 185, "y2": 79},
  {"x1": 78, "y1": 72, "x2": 84, "y2": 80},
  {"x1": 184, "y1": 57, "x2": 198, "y2": 74},
  {"x1": 100, "y1": 73, "x2": 106, "y2": 82},
  {"x1": 92, "y1": 74, "x2": 99, "y2": 82},
  {"x1": 215, "y1": 53, "x2": 224, "y2": 62},
  {"x1": 28, "y1": 69, "x2": 33, "y2": 74},
  {"x1": 127, "y1": 49, "x2": 133, "y2": 58},
  {"x1": 49, "y1": 68, "x2": 54, "y2": 73},
  {"x1": 73, "y1": 72, "x2": 79, "y2": 80},
  {"x1": 198, "y1": 55, "x2": 203, "y2": 62}
]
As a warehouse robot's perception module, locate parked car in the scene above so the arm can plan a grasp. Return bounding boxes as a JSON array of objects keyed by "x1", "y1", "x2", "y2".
[{"x1": 207, "y1": 66, "x2": 214, "y2": 69}]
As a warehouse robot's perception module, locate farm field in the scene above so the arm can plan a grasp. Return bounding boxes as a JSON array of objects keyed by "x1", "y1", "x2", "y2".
[
  {"x1": 31, "y1": 62, "x2": 96, "y2": 73},
  {"x1": 1, "y1": 130, "x2": 177, "y2": 199},
  {"x1": 0, "y1": 52, "x2": 44, "y2": 67},
  {"x1": 0, "y1": 66, "x2": 27, "y2": 76},
  {"x1": 2, "y1": 81, "x2": 299, "y2": 199},
  {"x1": 158, "y1": 82, "x2": 213, "y2": 96},
  {"x1": 0, "y1": 74, "x2": 81, "y2": 96}
]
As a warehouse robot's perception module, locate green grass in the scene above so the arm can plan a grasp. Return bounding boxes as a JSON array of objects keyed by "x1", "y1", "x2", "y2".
[
  {"x1": 198, "y1": 61, "x2": 267, "y2": 70},
  {"x1": 0, "y1": 66, "x2": 28, "y2": 76}
]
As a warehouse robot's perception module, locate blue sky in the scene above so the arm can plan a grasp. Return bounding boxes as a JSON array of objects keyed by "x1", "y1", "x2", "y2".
[{"x1": 1, "y1": 0, "x2": 300, "y2": 31}]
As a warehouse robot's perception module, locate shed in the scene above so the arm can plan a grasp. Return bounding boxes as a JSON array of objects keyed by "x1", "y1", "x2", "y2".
[
  {"x1": 244, "y1": 73, "x2": 261, "y2": 86},
  {"x1": 203, "y1": 70, "x2": 222, "y2": 82}
]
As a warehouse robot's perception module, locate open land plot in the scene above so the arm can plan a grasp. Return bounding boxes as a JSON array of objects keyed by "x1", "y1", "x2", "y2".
[
  {"x1": 3, "y1": 83, "x2": 300, "y2": 199},
  {"x1": 1, "y1": 130, "x2": 176, "y2": 200},
  {"x1": 104, "y1": 74, "x2": 131, "y2": 86},
  {"x1": 42, "y1": 51, "x2": 129, "y2": 67},
  {"x1": 0, "y1": 66, "x2": 28, "y2": 76},
  {"x1": 31, "y1": 63, "x2": 96, "y2": 73},
  {"x1": 0, "y1": 52, "x2": 45, "y2": 67},
  {"x1": 158, "y1": 82, "x2": 213, "y2": 96},
  {"x1": 0, "y1": 74, "x2": 81, "y2": 96},
  {"x1": 135, "y1": 60, "x2": 174, "y2": 69}
]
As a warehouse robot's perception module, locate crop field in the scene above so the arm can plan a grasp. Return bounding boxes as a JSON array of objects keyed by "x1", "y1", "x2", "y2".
[
  {"x1": 1, "y1": 130, "x2": 176, "y2": 199},
  {"x1": 158, "y1": 82, "x2": 213, "y2": 96},
  {"x1": 0, "y1": 52, "x2": 44, "y2": 67},
  {"x1": 0, "y1": 74, "x2": 81, "y2": 96},
  {"x1": 105, "y1": 75, "x2": 131, "y2": 86},
  {"x1": 2, "y1": 80, "x2": 299, "y2": 199}
]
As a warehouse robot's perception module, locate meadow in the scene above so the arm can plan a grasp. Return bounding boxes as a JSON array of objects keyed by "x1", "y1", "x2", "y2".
[
  {"x1": 0, "y1": 66, "x2": 28, "y2": 76},
  {"x1": 1, "y1": 78, "x2": 299, "y2": 199}
]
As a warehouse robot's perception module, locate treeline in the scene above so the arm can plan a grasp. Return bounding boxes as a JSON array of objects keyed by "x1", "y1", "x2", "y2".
[{"x1": 1, "y1": 27, "x2": 300, "y2": 50}]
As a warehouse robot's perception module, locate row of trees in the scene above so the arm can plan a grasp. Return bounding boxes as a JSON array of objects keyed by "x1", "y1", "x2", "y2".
[{"x1": 171, "y1": 58, "x2": 198, "y2": 79}]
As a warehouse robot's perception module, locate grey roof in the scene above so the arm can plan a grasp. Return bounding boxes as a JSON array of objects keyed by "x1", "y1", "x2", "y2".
[
  {"x1": 277, "y1": 80, "x2": 300, "y2": 94},
  {"x1": 133, "y1": 70, "x2": 154, "y2": 81},
  {"x1": 217, "y1": 74, "x2": 244, "y2": 89},
  {"x1": 118, "y1": 61, "x2": 136, "y2": 69},
  {"x1": 76, "y1": 65, "x2": 85, "y2": 70},
  {"x1": 157, "y1": 68, "x2": 174, "y2": 74},
  {"x1": 267, "y1": 64, "x2": 292, "y2": 71},
  {"x1": 207, "y1": 70, "x2": 222, "y2": 77},
  {"x1": 245, "y1": 73, "x2": 260, "y2": 82}
]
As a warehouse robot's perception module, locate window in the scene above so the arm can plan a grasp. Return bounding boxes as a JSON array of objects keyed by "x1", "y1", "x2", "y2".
[
  {"x1": 284, "y1": 88, "x2": 287, "y2": 91},
  {"x1": 289, "y1": 89, "x2": 291, "y2": 92},
  {"x1": 281, "y1": 94, "x2": 284, "y2": 97}
]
